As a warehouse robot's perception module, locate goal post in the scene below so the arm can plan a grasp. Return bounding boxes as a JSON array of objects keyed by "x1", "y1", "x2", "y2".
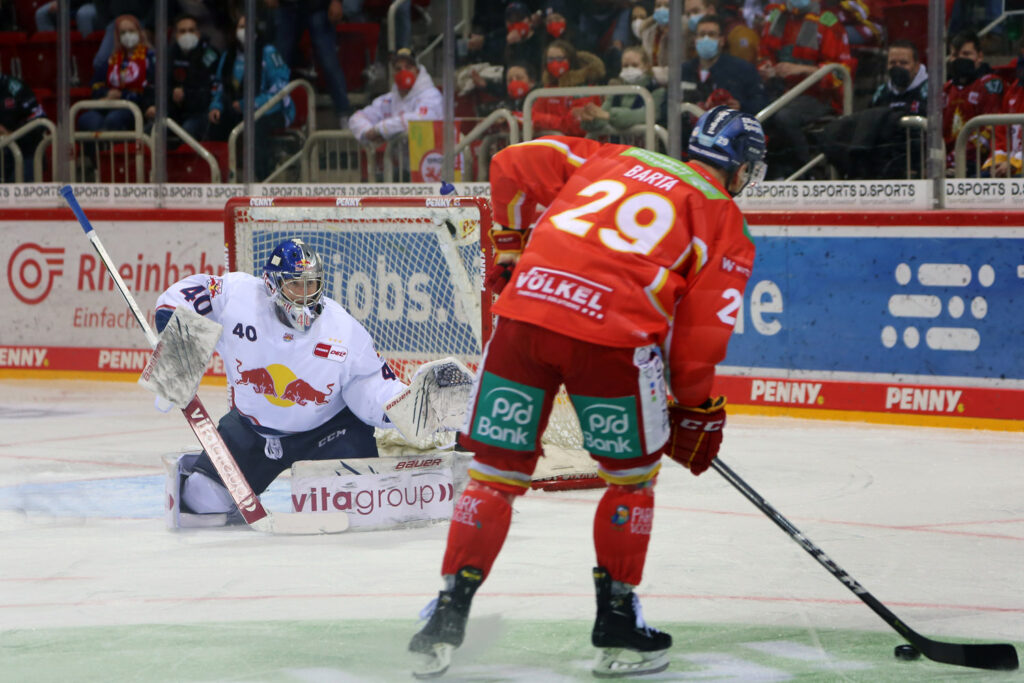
[{"x1": 224, "y1": 195, "x2": 592, "y2": 483}]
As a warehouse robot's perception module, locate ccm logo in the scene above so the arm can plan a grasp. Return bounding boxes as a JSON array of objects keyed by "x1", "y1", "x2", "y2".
[
  {"x1": 395, "y1": 458, "x2": 443, "y2": 469},
  {"x1": 678, "y1": 418, "x2": 724, "y2": 431}
]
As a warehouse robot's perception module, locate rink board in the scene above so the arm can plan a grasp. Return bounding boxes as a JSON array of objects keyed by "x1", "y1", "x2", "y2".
[{"x1": 1, "y1": 207, "x2": 1023, "y2": 425}]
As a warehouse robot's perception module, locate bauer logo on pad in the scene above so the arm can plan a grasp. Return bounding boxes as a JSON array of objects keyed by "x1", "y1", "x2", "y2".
[{"x1": 313, "y1": 342, "x2": 348, "y2": 363}]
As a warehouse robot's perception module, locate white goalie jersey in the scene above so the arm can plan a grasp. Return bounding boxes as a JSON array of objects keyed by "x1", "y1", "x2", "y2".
[{"x1": 155, "y1": 272, "x2": 405, "y2": 434}]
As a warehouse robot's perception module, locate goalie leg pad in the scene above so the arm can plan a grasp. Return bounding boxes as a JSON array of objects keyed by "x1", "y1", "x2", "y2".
[
  {"x1": 164, "y1": 452, "x2": 230, "y2": 529},
  {"x1": 440, "y1": 480, "x2": 514, "y2": 579},
  {"x1": 593, "y1": 482, "x2": 657, "y2": 587}
]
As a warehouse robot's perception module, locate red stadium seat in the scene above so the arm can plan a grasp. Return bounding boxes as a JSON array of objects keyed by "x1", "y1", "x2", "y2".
[
  {"x1": 0, "y1": 32, "x2": 27, "y2": 78},
  {"x1": 288, "y1": 82, "x2": 309, "y2": 131},
  {"x1": 166, "y1": 144, "x2": 212, "y2": 183},
  {"x1": 17, "y1": 30, "x2": 62, "y2": 90},
  {"x1": 336, "y1": 22, "x2": 379, "y2": 91},
  {"x1": 72, "y1": 30, "x2": 103, "y2": 86},
  {"x1": 97, "y1": 142, "x2": 150, "y2": 183},
  {"x1": 13, "y1": 0, "x2": 43, "y2": 33},
  {"x1": 879, "y1": 0, "x2": 928, "y2": 63},
  {"x1": 165, "y1": 142, "x2": 229, "y2": 183}
]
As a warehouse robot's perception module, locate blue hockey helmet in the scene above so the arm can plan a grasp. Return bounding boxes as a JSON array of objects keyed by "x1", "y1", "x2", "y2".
[
  {"x1": 687, "y1": 106, "x2": 767, "y2": 196},
  {"x1": 263, "y1": 238, "x2": 325, "y2": 331}
]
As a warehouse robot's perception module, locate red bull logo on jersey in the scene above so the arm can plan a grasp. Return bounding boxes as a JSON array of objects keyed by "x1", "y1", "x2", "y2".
[
  {"x1": 513, "y1": 266, "x2": 612, "y2": 320},
  {"x1": 234, "y1": 360, "x2": 334, "y2": 407}
]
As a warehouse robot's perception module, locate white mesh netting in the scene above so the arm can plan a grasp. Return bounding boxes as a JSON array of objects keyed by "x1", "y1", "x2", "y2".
[{"x1": 228, "y1": 199, "x2": 584, "y2": 453}]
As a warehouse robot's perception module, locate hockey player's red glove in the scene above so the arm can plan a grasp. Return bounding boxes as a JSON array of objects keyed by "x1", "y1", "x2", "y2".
[
  {"x1": 486, "y1": 262, "x2": 515, "y2": 294},
  {"x1": 486, "y1": 225, "x2": 528, "y2": 295},
  {"x1": 666, "y1": 396, "x2": 726, "y2": 476}
]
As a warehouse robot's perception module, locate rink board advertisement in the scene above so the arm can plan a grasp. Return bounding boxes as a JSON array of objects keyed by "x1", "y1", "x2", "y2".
[
  {"x1": 714, "y1": 222, "x2": 1024, "y2": 422},
  {"x1": 2, "y1": 206, "x2": 1023, "y2": 426}
]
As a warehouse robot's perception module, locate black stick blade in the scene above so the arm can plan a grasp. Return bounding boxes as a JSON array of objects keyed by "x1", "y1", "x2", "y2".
[{"x1": 917, "y1": 640, "x2": 1019, "y2": 671}]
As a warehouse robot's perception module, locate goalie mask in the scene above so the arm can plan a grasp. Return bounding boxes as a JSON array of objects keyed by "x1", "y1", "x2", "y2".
[{"x1": 263, "y1": 238, "x2": 325, "y2": 331}]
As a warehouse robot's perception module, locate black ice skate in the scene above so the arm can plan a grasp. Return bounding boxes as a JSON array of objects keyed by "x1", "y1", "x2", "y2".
[
  {"x1": 591, "y1": 566, "x2": 672, "y2": 678},
  {"x1": 409, "y1": 566, "x2": 483, "y2": 679}
]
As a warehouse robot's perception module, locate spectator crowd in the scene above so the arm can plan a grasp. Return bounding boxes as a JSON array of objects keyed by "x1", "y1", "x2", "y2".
[{"x1": 0, "y1": 0, "x2": 1021, "y2": 181}]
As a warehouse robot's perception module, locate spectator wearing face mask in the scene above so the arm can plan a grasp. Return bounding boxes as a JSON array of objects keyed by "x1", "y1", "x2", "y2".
[
  {"x1": 208, "y1": 14, "x2": 295, "y2": 180},
  {"x1": 680, "y1": 16, "x2": 765, "y2": 115},
  {"x1": 90, "y1": 1, "x2": 156, "y2": 76},
  {"x1": 504, "y1": 2, "x2": 545, "y2": 71},
  {"x1": 983, "y1": 54, "x2": 1024, "y2": 178},
  {"x1": 168, "y1": 13, "x2": 220, "y2": 142},
  {"x1": 502, "y1": 62, "x2": 538, "y2": 116},
  {"x1": 943, "y1": 30, "x2": 1004, "y2": 174},
  {"x1": 580, "y1": 46, "x2": 666, "y2": 135},
  {"x1": 685, "y1": 0, "x2": 762, "y2": 64},
  {"x1": 348, "y1": 48, "x2": 444, "y2": 145},
  {"x1": 549, "y1": 0, "x2": 631, "y2": 76},
  {"x1": 821, "y1": 39, "x2": 927, "y2": 179},
  {"x1": 81, "y1": 14, "x2": 156, "y2": 135},
  {"x1": 532, "y1": 39, "x2": 606, "y2": 137},
  {"x1": 632, "y1": 0, "x2": 687, "y2": 85},
  {"x1": 757, "y1": 0, "x2": 856, "y2": 178}
]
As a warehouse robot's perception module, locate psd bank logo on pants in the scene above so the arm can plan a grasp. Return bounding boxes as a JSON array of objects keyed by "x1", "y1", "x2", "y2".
[
  {"x1": 572, "y1": 394, "x2": 641, "y2": 458},
  {"x1": 470, "y1": 372, "x2": 543, "y2": 451}
]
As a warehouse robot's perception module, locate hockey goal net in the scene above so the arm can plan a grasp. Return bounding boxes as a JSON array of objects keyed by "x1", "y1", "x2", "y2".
[{"x1": 225, "y1": 196, "x2": 594, "y2": 486}]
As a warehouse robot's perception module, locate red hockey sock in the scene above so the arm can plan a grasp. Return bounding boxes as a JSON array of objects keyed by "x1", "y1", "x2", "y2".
[
  {"x1": 593, "y1": 483, "x2": 655, "y2": 586},
  {"x1": 441, "y1": 481, "x2": 514, "y2": 578}
]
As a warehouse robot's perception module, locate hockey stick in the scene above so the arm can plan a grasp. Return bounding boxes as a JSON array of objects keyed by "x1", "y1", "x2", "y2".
[
  {"x1": 60, "y1": 185, "x2": 347, "y2": 535},
  {"x1": 711, "y1": 458, "x2": 1018, "y2": 671}
]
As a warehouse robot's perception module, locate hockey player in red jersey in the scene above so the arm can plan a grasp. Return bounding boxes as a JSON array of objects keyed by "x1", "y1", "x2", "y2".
[{"x1": 409, "y1": 106, "x2": 767, "y2": 679}]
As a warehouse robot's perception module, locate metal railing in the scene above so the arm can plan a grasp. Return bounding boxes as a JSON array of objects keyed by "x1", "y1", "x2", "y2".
[
  {"x1": 756, "y1": 63, "x2": 853, "y2": 180},
  {"x1": 70, "y1": 100, "x2": 151, "y2": 182},
  {"x1": 227, "y1": 79, "x2": 316, "y2": 183},
  {"x1": 523, "y1": 85, "x2": 657, "y2": 150},
  {"x1": 455, "y1": 108, "x2": 519, "y2": 181},
  {"x1": 899, "y1": 115, "x2": 927, "y2": 180},
  {"x1": 301, "y1": 130, "x2": 363, "y2": 182},
  {"x1": 0, "y1": 118, "x2": 57, "y2": 182},
  {"x1": 953, "y1": 113, "x2": 1024, "y2": 178}
]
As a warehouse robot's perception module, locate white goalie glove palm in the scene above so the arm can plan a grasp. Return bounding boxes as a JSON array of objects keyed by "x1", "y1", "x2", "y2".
[{"x1": 383, "y1": 357, "x2": 475, "y2": 444}]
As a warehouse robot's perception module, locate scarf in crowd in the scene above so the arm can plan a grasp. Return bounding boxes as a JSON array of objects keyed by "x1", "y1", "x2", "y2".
[{"x1": 106, "y1": 44, "x2": 149, "y2": 92}]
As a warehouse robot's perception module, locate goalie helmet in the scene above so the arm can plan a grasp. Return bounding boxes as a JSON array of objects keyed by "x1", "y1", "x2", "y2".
[
  {"x1": 263, "y1": 238, "x2": 325, "y2": 331},
  {"x1": 687, "y1": 106, "x2": 767, "y2": 197}
]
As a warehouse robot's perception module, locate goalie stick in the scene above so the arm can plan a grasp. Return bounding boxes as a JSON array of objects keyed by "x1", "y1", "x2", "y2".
[
  {"x1": 711, "y1": 458, "x2": 1018, "y2": 671},
  {"x1": 60, "y1": 185, "x2": 348, "y2": 535}
]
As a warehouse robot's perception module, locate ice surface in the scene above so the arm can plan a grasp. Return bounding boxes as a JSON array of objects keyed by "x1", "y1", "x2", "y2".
[{"x1": 1, "y1": 379, "x2": 1021, "y2": 681}]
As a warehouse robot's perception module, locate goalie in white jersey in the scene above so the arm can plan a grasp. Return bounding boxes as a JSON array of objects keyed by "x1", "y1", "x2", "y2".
[{"x1": 156, "y1": 238, "x2": 406, "y2": 526}]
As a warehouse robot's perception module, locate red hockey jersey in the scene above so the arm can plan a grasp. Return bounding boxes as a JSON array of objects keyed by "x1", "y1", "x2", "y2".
[{"x1": 489, "y1": 136, "x2": 754, "y2": 406}]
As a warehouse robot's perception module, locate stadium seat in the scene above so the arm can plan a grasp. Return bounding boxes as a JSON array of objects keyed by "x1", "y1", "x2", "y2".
[
  {"x1": 879, "y1": 0, "x2": 928, "y2": 63},
  {"x1": 97, "y1": 142, "x2": 150, "y2": 183},
  {"x1": 337, "y1": 22, "x2": 379, "y2": 91},
  {"x1": 13, "y1": 0, "x2": 42, "y2": 33},
  {"x1": 289, "y1": 83, "x2": 309, "y2": 132},
  {"x1": 166, "y1": 143, "x2": 212, "y2": 183},
  {"x1": 17, "y1": 30, "x2": 62, "y2": 90},
  {"x1": 72, "y1": 30, "x2": 103, "y2": 86},
  {"x1": 0, "y1": 32, "x2": 26, "y2": 79}
]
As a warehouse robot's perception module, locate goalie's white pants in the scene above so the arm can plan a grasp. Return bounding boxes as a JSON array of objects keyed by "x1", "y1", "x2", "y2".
[{"x1": 182, "y1": 470, "x2": 235, "y2": 514}]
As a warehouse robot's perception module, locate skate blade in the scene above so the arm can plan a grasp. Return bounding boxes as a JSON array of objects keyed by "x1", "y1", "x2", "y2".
[
  {"x1": 412, "y1": 643, "x2": 454, "y2": 679},
  {"x1": 592, "y1": 648, "x2": 670, "y2": 678}
]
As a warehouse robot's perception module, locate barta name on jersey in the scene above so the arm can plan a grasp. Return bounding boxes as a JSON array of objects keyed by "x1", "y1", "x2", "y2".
[{"x1": 622, "y1": 165, "x2": 680, "y2": 192}]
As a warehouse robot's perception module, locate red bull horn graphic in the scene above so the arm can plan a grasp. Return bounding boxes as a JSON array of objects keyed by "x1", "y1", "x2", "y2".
[{"x1": 234, "y1": 361, "x2": 334, "y2": 407}]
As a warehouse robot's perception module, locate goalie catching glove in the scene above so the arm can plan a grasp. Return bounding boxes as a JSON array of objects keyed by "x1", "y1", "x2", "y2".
[
  {"x1": 486, "y1": 225, "x2": 528, "y2": 294},
  {"x1": 383, "y1": 357, "x2": 476, "y2": 443},
  {"x1": 665, "y1": 396, "x2": 726, "y2": 476}
]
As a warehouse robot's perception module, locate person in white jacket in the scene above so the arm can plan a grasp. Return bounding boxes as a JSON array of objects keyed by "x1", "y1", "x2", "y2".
[{"x1": 348, "y1": 48, "x2": 443, "y2": 144}]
